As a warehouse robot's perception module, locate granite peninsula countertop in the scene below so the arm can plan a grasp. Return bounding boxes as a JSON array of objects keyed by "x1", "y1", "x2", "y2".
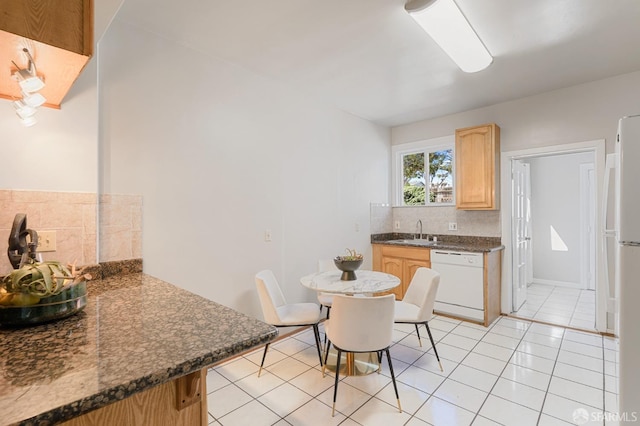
[
  {"x1": 371, "y1": 233, "x2": 504, "y2": 253},
  {"x1": 0, "y1": 273, "x2": 278, "y2": 426}
]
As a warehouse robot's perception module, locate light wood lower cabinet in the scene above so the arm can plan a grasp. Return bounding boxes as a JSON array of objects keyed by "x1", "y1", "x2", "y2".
[
  {"x1": 483, "y1": 250, "x2": 502, "y2": 327},
  {"x1": 60, "y1": 369, "x2": 208, "y2": 426},
  {"x1": 372, "y1": 245, "x2": 430, "y2": 300}
]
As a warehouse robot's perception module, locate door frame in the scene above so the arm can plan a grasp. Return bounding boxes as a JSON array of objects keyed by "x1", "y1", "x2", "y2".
[
  {"x1": 580, "y1": 163, "x2": 596, "y2": 290},
  {"x1": 500, "y1": 139, "x2": 606, "y2": 331}
]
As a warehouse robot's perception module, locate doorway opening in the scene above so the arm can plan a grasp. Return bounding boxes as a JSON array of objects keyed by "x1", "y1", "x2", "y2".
[{"x1": 500, "y1": 140, "x2": 606, "y2": 332}]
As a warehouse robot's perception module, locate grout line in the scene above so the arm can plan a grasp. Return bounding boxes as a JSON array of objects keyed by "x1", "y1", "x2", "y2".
[
  {"x1": 513, "y1": 283, "x2": 599, "y2": 332},
  {"x1": 470, "y1": 317, "x2": 533, "y2": 425},
  {"x1": 405, "y1": 318, "x2": 506, "y2": 418},
  {"x1": 388, "y1": 318, "x2": 470, "y2": 422},
  {"x1": 209, "y1": 314, "x2": 616, "y2": 425},
  {"x1": 535, "y1": 323, "x2": 565, "y2": 425}
]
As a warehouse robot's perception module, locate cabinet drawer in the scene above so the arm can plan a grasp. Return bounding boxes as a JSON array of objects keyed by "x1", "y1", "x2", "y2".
[{"x1": 377, "y1": 245, "x2": 430, "y2": 261}]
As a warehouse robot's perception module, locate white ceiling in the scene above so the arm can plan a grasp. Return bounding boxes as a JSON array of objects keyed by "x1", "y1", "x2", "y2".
[{"x1": 116, "y1": 0, "x2": 640, "y2": 127}]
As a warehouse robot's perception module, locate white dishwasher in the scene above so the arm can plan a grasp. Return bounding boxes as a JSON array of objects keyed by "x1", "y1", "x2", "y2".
[{"x1": 430, "y1": 250, "x2": 484, "y2": 322}]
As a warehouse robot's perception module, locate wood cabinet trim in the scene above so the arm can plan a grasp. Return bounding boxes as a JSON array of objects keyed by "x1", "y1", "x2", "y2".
[
  {"x1": 60, "y1": 368, "x2": 208, "y2": 426},
  {"x1": 376, "y1": 245, "x2": 431, "y2": 261},
  {"x1": 484, "y1": 251, "x2": 502, "y2": 326}
]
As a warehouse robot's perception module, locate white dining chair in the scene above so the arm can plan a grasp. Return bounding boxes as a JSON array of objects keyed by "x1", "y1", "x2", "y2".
[
  {"x1": 323, "y1": 294, "x2": 401, "y2": 417},
  {"x1": 394, "y1": 267, "x2": 443, "y2": 371},
  {"x1": 255, "y1": 269, "x2": 324, "y2": 376},
  {"x1": 316, "y1": 259, "x2": 337, "y2": 318}
]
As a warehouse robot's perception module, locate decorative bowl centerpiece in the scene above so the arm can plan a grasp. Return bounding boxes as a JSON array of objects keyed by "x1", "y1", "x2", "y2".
[
  {"x1": 0, "y1": 261, "x2": 91, "y2": 326},
  {"x1": 334, "y1": 248, "x2": 363, "y2": 281}
]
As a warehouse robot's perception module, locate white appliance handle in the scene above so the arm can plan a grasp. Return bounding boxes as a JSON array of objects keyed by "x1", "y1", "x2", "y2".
[{"x1": 602, "y1": 153, "x2": 618, "y2": 302}]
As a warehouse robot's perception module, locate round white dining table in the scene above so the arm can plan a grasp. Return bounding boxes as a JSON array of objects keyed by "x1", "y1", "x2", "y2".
[
  {"x1": 300, "y1": 269, "x2": 401, "y2": 376},
  {"x1": 300, "y1": 269, "x2": 400, "y2": 295}
]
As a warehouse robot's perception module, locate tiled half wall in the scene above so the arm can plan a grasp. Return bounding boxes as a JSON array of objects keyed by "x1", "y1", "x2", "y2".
[
  {"x1": 99, "y1": 194, "x2": 142, "y2": 263},
  {"x1": 0, "y1": 190, "x2": 142, "y2": 276}
]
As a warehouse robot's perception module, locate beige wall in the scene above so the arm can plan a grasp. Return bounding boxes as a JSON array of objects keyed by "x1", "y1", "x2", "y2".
[
  {"x1": 392, "y1": 71, "x2": 640, "y2": 155},
  {"x1": 387, "y1": 71, "x2": 640, "y2": 240},
  {"x1": 0, "y1": 60, "x2": 98, "y2": 193},
  {"x1": 98, "y1": 19, "x2": 391, "y2": 316}
]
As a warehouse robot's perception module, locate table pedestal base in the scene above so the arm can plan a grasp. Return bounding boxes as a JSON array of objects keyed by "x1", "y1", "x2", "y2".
[{"x1": 323, "y1": 349, "x2": 380, "y2": 376}]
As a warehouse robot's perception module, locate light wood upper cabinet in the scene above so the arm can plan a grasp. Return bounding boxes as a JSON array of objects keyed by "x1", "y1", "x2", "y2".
[
  {"x1": 455, "y1": 123, "x2": 500, "y2": 210},
  {"x1": 0, "y1": 0, "x2": 93, "y2": 108}
]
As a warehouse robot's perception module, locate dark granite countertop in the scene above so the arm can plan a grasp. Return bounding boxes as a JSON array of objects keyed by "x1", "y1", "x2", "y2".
[
  {"x1": 371, "y1": 233, "x2": 504, "y2": 253},
  {"x1": 0, "y1": 273, "x2": 278, "y2": 426}
]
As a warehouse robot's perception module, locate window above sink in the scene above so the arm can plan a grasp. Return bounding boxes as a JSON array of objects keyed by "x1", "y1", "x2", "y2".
[{"x1": 392, "y1": 135, "x2": 455, "y2": 207}]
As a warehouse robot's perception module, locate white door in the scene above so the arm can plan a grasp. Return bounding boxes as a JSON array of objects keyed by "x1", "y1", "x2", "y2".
[
  {"x1": 524, "y1": 163, "x2": 533, "y2": 287},
  {"x1": 512, "y1": 159, "x2": 531, "y2": 311}
]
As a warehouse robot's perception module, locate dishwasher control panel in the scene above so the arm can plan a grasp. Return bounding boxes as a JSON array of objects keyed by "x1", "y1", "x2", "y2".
[{"x1": 431, "y1": 250, "x2": 483, "y2": 267}]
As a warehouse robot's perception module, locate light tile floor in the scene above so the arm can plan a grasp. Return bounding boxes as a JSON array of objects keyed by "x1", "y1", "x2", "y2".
[
  {"x1": 512, "y1": 284, "x2": 596, "y2": 331},
  {"x1": 207, "y1": 315, "x2": 619, "y2": 425}
]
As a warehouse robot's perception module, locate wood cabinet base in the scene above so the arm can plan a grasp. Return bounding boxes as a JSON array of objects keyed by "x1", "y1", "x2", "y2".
[
  {"x1": 372, "y1": 245, "x2": 430, "y2": 300},
  {"x1": 60, "y1": 369, "x2": 208, "y2": 426},
  {"x1": 484, "y1": 250, "x2": 502, "y2": 327}
]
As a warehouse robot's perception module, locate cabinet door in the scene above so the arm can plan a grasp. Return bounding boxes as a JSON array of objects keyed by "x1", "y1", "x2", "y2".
[
  {"x1": 455, "y1": 123, "x2": 500, "y2": 210},
  {"x1": 381, "y1": 256, "x2": 403, "y2": 300},
  {"x1": 403, "y1": 259, "x2": 431, "y2": 295},
  {"x1": 372, "y1": 245, "x2": 430, "y2": 300}
]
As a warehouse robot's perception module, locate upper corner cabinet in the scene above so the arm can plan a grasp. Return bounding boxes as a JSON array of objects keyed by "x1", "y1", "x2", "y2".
[
  {"x1": 455, "y1": 123, "x2": 500, "y2": 210},
  {"x1": 0, "y1": 0, "x2": 93, "y2": 108}
]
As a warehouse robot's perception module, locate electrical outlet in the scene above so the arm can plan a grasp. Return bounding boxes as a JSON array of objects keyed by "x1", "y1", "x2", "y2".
[
  {"x1": 394, "y1": 220, "x2": 400, "y2": 230},
  {"x1": 38, "y1": 230, "x2": 57, "y2": 252},
  {"x1": 355, "y1": 223, "x2": 360, "y2": 232},
  {"x1": 264, "y1": 230, "x2": 272, "y2": 242},
  {"x1": 448, "y1": 222, "x2": 458, "y2": 231}
]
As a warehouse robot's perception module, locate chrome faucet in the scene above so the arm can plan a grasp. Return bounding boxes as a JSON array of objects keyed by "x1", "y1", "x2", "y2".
[{"x1": 415, "y1": 220, "x2": 422, "y2": 240}]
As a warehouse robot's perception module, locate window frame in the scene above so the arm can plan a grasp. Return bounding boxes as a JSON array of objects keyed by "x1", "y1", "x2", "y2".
[{"x1": 391, "y1": 135, "x2": 456, "y2": 207}]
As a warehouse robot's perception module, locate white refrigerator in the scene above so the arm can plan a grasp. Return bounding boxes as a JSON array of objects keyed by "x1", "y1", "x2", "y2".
[{"x1": 610, "y1": 115, "x2": 640, "y2": 413}]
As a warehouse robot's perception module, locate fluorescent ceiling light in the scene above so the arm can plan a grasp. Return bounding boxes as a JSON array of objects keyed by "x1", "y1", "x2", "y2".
[{"x1": 405, "y1": 0, "x2": 493, "y2": 73}]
